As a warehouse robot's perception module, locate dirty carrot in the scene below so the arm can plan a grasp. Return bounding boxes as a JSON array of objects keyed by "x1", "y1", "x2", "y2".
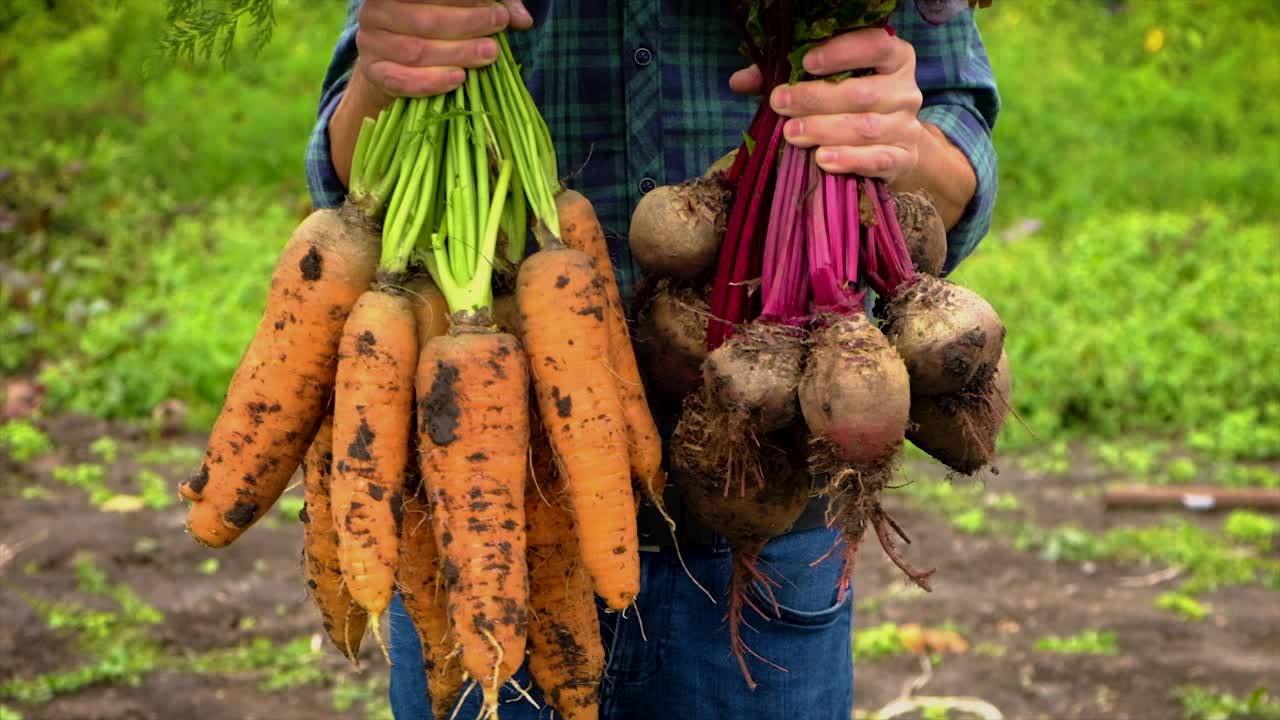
[
  {"x1": 398, "y1": 477, "x2": 466, "y2": 720},
  {"x1": 556, "y1": 189, "x2": 667, "y2": 507},
  {"x1": 182, "y1": 100, "x2": 413, "y2": 548},
  {"x1": 524, "y1": 413, "x2": 605, "y2": 720},
  {"x1": 300, "y1": 415, "x2": 368, "y2": 663}
]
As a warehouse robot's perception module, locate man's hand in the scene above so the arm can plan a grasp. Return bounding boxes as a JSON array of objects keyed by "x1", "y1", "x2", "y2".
[
  {"x1": 729, "y1": 28, "x2": 923, "y2": 182},
  {"x1": 729, "y1": 28, "x2": 976, "y2": 228},
  {"x1": 330, "y1": 0, "x2": 533, "y2": 188},
  {"x1": 356, "y1": 0, "x2": 533, "y2": 101}
]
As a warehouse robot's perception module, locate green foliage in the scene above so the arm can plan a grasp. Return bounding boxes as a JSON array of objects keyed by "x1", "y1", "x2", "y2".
[
  {"x1": 957, "y1": 0, "x2": 1280, "y2": 457},
  {"x1": 159, "y1": 0, "x2": 276, "y2": 65},
  {"x1": 852, "y1": 622, "x2": 907, "y2": 661},
  {"x1": 0, "y1": 704, "x2": 23, "y2": 720},
  {"x1": 137, "y1": 469, "x2": 174, "y2": 509},
  {"x1": 1034, "y1": 629, "x2": 1118, "y2": 656},
  {"x1": 51, "y1": 464, "x2": 112, "y2": 506},
  {"x1": 1, "y1": 0, "x2": 331, "y2": 427},
  {"x1": 277, "y1": 494, "x2": 305, "y2": 521},
  {"x1": 955, "y1": 212, "x2": 1280, "y2": 458},
  {"x1": 0, "y1": 421, "x2": 52, "y2": 462},
  {"x1": 1016, "y1": 518, "x2": 1280, "y2": 596},
  {"x1": 1179, "y1": 686, "x2": 1280, "y2": 720},
  {"x1": 1, "y1": 559, "x2": 164, "y2": 704},
  {"x1": 1155, "y1": 592, "x2": 1209, "y2": 622},
  {"x1": 189, "y1": 636, "x2": 327, "y2": 692},
  {"x1": 980, "y1": 0, "x2": 1280, "y2": 234},
  {"x1": 1222, "y1": 511, "x2": 1279, "y2": 549},
  {"x1": 89, "y1": 436, "x2": 119, "y2": 464}
]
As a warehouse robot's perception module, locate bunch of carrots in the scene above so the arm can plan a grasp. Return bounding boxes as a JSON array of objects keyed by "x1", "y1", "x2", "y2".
[{"x1": 179, "y1": 33, "x2": 662, "y2": 720}]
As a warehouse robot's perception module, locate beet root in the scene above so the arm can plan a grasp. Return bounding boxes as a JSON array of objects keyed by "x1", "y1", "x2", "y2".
[
  {"x1": 893, "y1": 190, "x2": 947, "y2": 276},
  {"x1": 628, "y1": 177, "x2": 730, "y2": 281},
  {"x1": 703, "y1": 321, "x2": 806, "y2": 434},
  {"x1": 635, "y1": 280, "x2": 710, "y2": 403},
  {"x1": 884, "y1": 275, "x2": 1005, "y2": 396},
  {"x1": 671, "y1": 398, "x2": 813, "y2": 690},
  {"x1": 908, "y1": 349, "x2": 1012, "y2": 476},
  {"x1": 798, "y1": 313, "x2": 911, "y2": 469}
]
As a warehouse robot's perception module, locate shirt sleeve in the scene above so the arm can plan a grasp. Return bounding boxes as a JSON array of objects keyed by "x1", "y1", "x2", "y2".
[
  {"x1": 897, "y1": 2, "x2": 1002, "y2": 274},
  {"x1": 304, "y1": 0, "x2": 364, "y2": 210}
]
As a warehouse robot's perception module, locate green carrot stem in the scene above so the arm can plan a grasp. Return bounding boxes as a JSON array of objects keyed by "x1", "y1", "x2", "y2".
[
  {"x1": 466, "y1": 70, "x2": 490, "y2": 280},
  {"x1": 493, "y1": 34, "x2": 560, "y2": 240},
  {"x1": 349, "y1": 116, "x2": 376, "y2": 198}
]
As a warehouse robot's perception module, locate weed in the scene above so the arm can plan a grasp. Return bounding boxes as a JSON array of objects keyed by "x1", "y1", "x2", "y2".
[
  {"x1": 0, "y1": 421, "x2": 51, "y2": 462},
  {"x1": 189, "y1": 636, "x2": 327, "y2": 692},
  {"x1": 88, "y1": 436, "x2": 119, "y2": 464},
  {"x1": 853, "y1": 623, "x2": 908, "y2": 661},
  {"x1": 1155, "y1": 592, "x2": 1210, "y2": 622},
  {"x1": 19, "y1": 487, "x2": 49, "y2": 501},
  {"x1": 51, "y1": 464, "x2": 111, "y2": 506},
  {"x1": 277, "y1": 494, "x2": 305, "y2": 521},
  {"x1": 1223, "y1": 511, "x2": 1279, "y2": 550},
  {"x1": 1034, "y1": 630, "x2": 1118, "y2": 656},
  {"x1": 135, "y1": 444, "x2": 203, "y2": 467},
  {"x1": 1178, "y1": 686, "x2": 1280, "y2": 720},
  {"x1": 137, "y1": 469, "x2": 174, "y2": 510}
]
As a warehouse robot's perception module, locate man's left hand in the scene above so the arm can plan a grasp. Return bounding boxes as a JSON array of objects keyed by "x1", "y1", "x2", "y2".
[{"x1": 729, "y1": 28, "x2": 925, "y2": 184}]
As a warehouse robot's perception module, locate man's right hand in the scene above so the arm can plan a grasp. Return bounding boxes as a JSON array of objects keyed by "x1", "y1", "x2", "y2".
[
  {"x1": 356, "y1": 0, "x2": 533, "y2": 100},
  {"x1": 329, "y1": 0, "x2": 534, "y2": 189}
]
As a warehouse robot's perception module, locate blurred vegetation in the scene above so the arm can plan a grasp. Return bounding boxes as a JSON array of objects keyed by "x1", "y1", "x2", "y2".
[{"x1": 1, "y1": 0, "x2": 1278, "y2": 456}]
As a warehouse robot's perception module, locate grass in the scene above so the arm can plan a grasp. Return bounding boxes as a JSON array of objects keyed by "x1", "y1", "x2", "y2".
[
  {"x1": 1179, "y1": 687, "x2": 1280, "y2": 720},
  {"x1": 0, "y1": 421, "x2": 52, "y2": 462},
  {"x1": 0, "y1": 1, "x2": 1275, "y2": 460},
  {"x1": 1034, "y1": 629, "x2": 1119, "y2": 656}
]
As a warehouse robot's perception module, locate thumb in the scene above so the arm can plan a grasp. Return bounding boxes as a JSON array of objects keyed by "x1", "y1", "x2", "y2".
[
  {"x1": 505, "y1": 0, "x2": 534, "y2": 30},
  {"x1": 729, "y1": 64, "x2": 764, "y2": 96}
]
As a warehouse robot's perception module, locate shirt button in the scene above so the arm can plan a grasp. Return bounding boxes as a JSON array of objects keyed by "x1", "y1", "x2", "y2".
[
  {"x1": 639, "y1": 177, "x2": 657, "y2": 194},
  {"x1": 633, "y1": 46, "x2": 653, "y2": 66}
]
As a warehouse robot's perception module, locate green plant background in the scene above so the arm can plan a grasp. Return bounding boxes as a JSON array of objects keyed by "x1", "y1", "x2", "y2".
[{"x1": 4, "y1": 0, "x2": 1276, "y2": 455}]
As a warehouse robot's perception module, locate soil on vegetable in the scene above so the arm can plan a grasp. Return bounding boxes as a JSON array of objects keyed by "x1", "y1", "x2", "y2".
[{"x1": 1, "y1": 413, "x2": 1277, "y2": 719}]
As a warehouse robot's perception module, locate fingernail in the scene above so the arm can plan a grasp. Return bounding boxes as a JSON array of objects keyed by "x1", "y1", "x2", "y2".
[
  {"x1": 805, "y1": 49, "x2": 824, "y2": 73},
  {"x1": 511, "y1": 2, "x2": 532, "y2": 23},
  {"x1": 788, "y1": 119, "x2": 805, "y2": 138},
  {"x1": 478, "y1": 39, "x2": 498, "y2": 62},
  {"x1": 449, "y1": 69, "x2": 467, "y2": 85},
  {"x1": 773, "y1": 88, "x2": 790, "y2": 109},
  {"x1": 817, "y1": 148, "x2": 837, "y2": 164},
  {"x1": 492, "y1": 5, "x2": 509, "y2": 26}
]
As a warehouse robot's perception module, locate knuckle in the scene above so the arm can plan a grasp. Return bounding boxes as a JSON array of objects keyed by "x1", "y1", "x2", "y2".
[
  {"x1": 851, "y1": 113, "x2": 880, "y2": 141},
  {"x1": 847, "y1": 81, "x2": 877, "y2": 109}
]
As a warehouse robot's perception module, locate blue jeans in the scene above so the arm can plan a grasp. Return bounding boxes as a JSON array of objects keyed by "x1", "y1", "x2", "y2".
[{"x1": 388, "y1": 525, "x2": 853, "y2": 719}]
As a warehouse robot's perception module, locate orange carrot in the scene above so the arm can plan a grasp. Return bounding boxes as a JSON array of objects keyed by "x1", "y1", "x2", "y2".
[
  {"x1": 183, "y1": 207, "x2": 378, "y2": 548},
  {"x1": 525, "y1": 413, "x2": 604, "y2": 720},
  {"x1": 556, "y1": 190, "x2": 667, "y2": 505},
  {"x1": 301, "y1": 415, "x2": 368, "y2": 662},
  {"x1": 416, "y1": 327, "x2": 530, "y2": 712},
  {"x1": 399, "y1": 477, "x2": 466, "y2": 720},
  {"x1": 331, "y1": 288, "x2": 418, "y2": 617},
  {"x1": 516, "y1": 246, "x2": 640, "y2": 610}
]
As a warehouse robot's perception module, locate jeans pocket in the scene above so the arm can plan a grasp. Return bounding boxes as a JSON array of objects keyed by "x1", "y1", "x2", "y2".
[
  {"x1": 747, "y1": 526, "x2": 850, "y2": 630},
  {"x1": 748, "y1": 579, "x2": 851, "y2": 629}
]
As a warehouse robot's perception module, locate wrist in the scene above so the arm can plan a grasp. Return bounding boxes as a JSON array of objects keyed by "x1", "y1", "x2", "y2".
[
  {"x1": 329, "y1": 60, "x2": 396, "y2": 189},
  {"x1": 890, "y1": 122, "x2": 976, "y2": 231}
]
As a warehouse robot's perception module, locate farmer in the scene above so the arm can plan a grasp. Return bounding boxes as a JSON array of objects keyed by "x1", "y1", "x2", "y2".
[{"x1": 306, "y1": 1, "x2": 999, "y2": 718}]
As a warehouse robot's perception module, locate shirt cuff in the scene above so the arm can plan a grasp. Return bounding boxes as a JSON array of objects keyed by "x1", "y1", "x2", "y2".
[
  {"x1": 918, "y1": 98, "x2": 999, "y2": 274},
  {"x1": 304, "y1": 69, "x2": 354, "y2": 210}
]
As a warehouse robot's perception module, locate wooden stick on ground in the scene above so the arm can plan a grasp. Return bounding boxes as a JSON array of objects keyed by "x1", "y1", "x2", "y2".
[{"x1": 1103, "y1": 485, "x2": 1280, "y2": 512}]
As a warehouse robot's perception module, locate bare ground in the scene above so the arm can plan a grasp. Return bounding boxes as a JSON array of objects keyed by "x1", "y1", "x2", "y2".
[{"x1": 1, "y1": 414, "x2": 1276, "y2": 719}]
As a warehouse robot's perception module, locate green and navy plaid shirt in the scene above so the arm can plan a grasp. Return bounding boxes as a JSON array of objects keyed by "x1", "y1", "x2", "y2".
[{"x1": 305, "y1": 0, "x2": 1000, "y2": 304}]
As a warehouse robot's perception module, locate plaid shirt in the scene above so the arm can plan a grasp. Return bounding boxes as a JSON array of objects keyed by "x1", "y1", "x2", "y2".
[{"x1": 305, "y1": 0, "x2": 1000, "y2": 303}]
